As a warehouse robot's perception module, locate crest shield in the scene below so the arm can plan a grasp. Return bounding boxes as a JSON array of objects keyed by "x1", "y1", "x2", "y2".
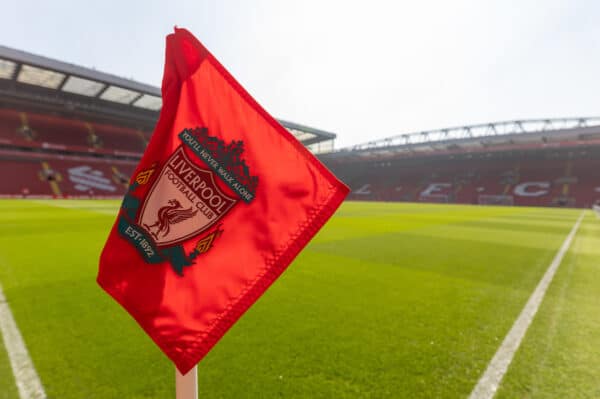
[{"x1": 137, "y1": 146, "x2": 237, "y2": 246}]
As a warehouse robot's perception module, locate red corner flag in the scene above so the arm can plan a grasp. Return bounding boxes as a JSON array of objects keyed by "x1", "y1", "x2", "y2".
[{"x1": 98, "y1": 27, "x2": 348, "y2": 374}]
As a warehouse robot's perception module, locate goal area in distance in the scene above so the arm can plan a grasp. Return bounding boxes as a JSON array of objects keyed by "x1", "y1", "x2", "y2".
[
  {"x1": 419, "y1": 194, "x2": 450, "y2": 203},
  {"x1": 478, "y1": 195, "x2": 514, "y2": 206}
]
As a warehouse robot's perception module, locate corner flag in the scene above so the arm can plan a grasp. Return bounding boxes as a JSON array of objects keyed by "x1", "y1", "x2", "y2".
[{"x1": 98, "y1": 27, "x2": 348, "y2": 374}]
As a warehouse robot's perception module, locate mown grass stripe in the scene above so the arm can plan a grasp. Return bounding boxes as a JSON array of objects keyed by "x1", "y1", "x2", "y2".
[{"x1": 469, "y1": 211, "x2": 585, "y2": 399}]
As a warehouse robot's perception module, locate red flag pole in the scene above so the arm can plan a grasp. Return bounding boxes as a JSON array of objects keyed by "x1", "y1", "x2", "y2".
[{"x1": 176, "y1": 366, "x2": 198, "y2": 399}]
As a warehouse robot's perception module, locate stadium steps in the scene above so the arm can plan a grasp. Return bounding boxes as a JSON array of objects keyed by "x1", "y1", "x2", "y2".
[{"x1": 40, "y1": 161, "x2": 62, "y2": 197}]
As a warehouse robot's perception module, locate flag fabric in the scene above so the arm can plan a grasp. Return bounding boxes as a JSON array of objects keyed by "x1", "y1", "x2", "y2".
[{"x1": 98, "y1": 27, "x2": 349, "y2": 374}]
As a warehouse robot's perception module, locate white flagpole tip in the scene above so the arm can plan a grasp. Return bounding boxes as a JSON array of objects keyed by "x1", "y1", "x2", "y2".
[{"x1": 176, "y1": 365, "x2": 198, "y2": 399}]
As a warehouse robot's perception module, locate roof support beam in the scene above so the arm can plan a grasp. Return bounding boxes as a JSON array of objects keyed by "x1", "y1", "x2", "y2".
[
  {"x1": 56, "y1": 74, "x2": 69, "y2": 91},
  {"x1": 128, "y1": 92, "x2": 144, "y2": 105},
  {"x1": 11, "y1": 63, "x2": 21, "y2": 81}
]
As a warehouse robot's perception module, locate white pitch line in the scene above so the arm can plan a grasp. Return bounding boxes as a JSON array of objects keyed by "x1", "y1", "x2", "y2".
[
  {"x1": 469, "y1": 211, "x2": 585, "y2": 399},
  {"x1": 0, "y1": 282, "x2": 46, "y2": 399}
]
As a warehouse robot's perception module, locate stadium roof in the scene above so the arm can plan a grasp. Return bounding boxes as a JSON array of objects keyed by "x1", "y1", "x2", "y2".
[
  {"x1": 0, "y1": 45, "x2": 336, "y2": 145},
  {"x1": 321, "y1": 117, "x2": 600, "y2": 161},
  {"x1": 277, "y1": 119, "x2": 336, "y2": 146},
  {"x1": 0, "y1": 45, "x2": 161, "y2": 128}
]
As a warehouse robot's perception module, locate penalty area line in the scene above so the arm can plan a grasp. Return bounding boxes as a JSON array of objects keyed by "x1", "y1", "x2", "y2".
[
  {"x1": 0, "y1": 282, "x2": 46, "y2": 399},
  {"x1": 469, "y1": 211, "x2": 585, "y2": 399}
]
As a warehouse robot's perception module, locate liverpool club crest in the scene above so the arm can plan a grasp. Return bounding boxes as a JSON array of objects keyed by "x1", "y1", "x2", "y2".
[
  {"x1": 139, "y1": 146, "x2": 237, "y2": 246},
  {"x1": 117, "y1": 127, "x2": 258, "y2": 275}
]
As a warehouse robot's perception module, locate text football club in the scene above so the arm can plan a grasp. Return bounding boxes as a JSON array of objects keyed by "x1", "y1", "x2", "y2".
[{"x1": 117, "y1": 127, "x2": 258, "y2": 275}]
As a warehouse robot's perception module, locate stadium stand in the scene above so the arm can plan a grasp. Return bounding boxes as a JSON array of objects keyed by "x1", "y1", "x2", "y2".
[
  {"x1": 27, "y1": 111, "x2": 89, "y2": 147},
  {"x1": 92, "y1": 123, "x2": 147, "y2": 153},
  {"x1": 0, "y1": 108, "x2": 22, "y2": 141},
  {"x1": 349, "y1": 156, "x2": 599, "y2": 208},
  {"x1": 321, "y1": 119, "x2": 600, "y2": 209},
  {"x1": 0, "y1": 107, "x2": 148, "y2": 153},
  {"x1": 2, "y1": 45, "x2": 597, "y2": 209},
  {"x1": 0, "y1": 45, "x2": 336, "y2": 199},
  {"x1": 0, "y1": 148, "x2": 137, "y2": 198},
  {"x1": 0, "y1": 157, "x2": 52, "y2": 196}
]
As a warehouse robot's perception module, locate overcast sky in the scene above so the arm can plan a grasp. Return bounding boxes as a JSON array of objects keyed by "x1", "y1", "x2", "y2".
[{"x1": 2, "y1": 1, "x2": 599, "y2": 148}]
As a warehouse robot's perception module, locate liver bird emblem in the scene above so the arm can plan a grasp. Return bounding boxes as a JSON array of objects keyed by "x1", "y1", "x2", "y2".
[{"x1": 143, "y1": 199, "x2": 198, "y2": 240}]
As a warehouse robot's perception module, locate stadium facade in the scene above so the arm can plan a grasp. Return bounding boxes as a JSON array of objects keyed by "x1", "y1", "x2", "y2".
[{"x1": 1, "y1": 44, "x2": 599, "y2": 208}]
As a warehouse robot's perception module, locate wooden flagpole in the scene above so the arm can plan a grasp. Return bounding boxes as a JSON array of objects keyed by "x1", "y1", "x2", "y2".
[{"x1": 176, "y1": 365, "x2": 198, "y2": 399}]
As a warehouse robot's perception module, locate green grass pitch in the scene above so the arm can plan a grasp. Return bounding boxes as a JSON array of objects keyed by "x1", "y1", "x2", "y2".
[{"x1": 0, "y1": 200, "x2": 598, "y2": 398}]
